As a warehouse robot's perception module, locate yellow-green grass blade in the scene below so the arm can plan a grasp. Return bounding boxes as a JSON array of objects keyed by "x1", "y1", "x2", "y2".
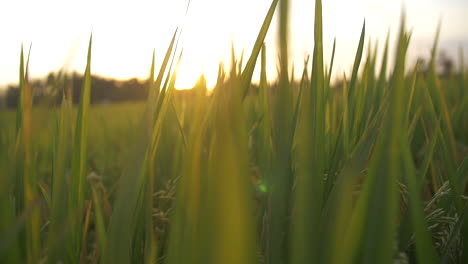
[
  {"x1": 0, "y1": 121, "x2": 21, "y2": 263},
  {"x1": 197, "y1": 79, "x2": 256, "y2": 263},
  {"x1": 291, "y1": 0, "x2": 326, "y2": 263},
  {"x1": 14, "y1": 47, "x2": 26, "y2": 218},
  {"x1": 347, "y1": 21, "x2": 365, "y2": 148},
  {"x1": 153, "y1": 29, "x2": 178, "y2": 103},
  {"x1": 455, "y1": 157, "x2": 468, "y2": 194},
  {"x1": 417, "y1": 119, "x2": 440, "y2": 188},
  {"x1": 259, "y1": 44, "x2": 272, "y2": 167},
  {"x1": 290, "y1": 69, "x2": 304, "y2": 145},
  {"x1": 265, "y1": 0, "x2": 294, "y2": 262},
  {"x1": 401, "y1": 139, "x2": 439, "y2": 263},
  {"x1": 202, "y1": 106, "x2": 257, "y2": 264},
  {"x1": 376, "y1": 30, "x2": 390, "y2": 104},
  {"x1": 47, "y1": 94, "x2": 70, "y2": 263},
  {"x1": 170, "y1": 98, "x2": 187, "y2": 150},
  {"x1": 168, "y1": 56, "x2": 257, "y2": 264},
  {"x1": 321, "y1": 162, "x2": 360, "y2": 264},
  {"x1": 342, "y1": 74, "x2": 350, "y2": 156},
  {"x1": 241, "y1": 0, "x2": 279, "y2": 97},
  {"x1": 362, "y1": 18, "x2": 409, "y2": 264},
  {"x1": 147, "y1": 50, "x2": 156, "y2": 104},
  {"x1": 14, "y1": 45, "x2": 41, "y2": 264},
  {"x1": 454, "y1": 47, "x2": 467, "y2": 129},
  {"x1": 405, "y1": 65, "x2": 419, "y2": 126},
  {"x1": 149, "y1": 52, "x2": 182, "y2": 161},
  {"x1": 327, "y1": 38, "x2": 336, "y2": 88},
  {"x1": 153, "y1": 45, "x2": 180, "y2": 126},
  {"x1": 68, "y1": 34, "x2": 92, "y2": 261},
  {"x1": 255, "y1": 45, "x2": 272, "y2": 252},
  {"x1": 338, "y1": 17, "x2": 409, "y2": 264},
  {"x1": 103, "y1": 51, "x2": 181, "y2": 264},
  {"x1": 349, "y1": 21, "x2": 366, "y2": 97},
  {"x1": 278, "y1": 0, "x2": 289, "y2": 86},
  {"x1": 324, "y1": 39, "x2": 337, "y2": 143},
  {"x1": 426, "y1": 23, "x2": 458, "y2": 170},
  {"x1": 89, "y1": 178, "x2": 108, "y2": 261},
  {"x1": 351, "y1": 59, "x2": 369, "y2": 145},
  {"x1": 166, "y1": 89, "x2": 208, "y2": 264},
  {"x1": 407, "y1": 105, "x2": 422, "y2": 143},
  {"x1": 15, "y1": 46, "x2": 25, "y2": 134},
  {"x1": 322, "y1": 114, "x2": 381, "y2": 263}
]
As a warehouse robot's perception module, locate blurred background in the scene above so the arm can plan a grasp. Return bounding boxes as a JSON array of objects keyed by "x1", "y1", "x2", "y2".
[{"x1": 0, "y1": 0, "x2": 467, "y2": 90}]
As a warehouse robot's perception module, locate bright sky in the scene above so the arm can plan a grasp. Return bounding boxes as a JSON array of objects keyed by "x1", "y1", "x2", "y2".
[{"x1": 0, "y1": 0, "x2": 467, "y2": 90}]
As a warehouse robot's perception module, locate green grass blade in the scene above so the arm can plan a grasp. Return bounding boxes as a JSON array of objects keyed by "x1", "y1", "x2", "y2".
[
  {"x1": 349, "y1": 21, "x2": 366, "y2": 97},
  {"x1": 103, "y1": 50, "x2": 181, "y2": 264},
  {"x1": 15, "y1": 44, "x2": 41, "y2": 264},
  {"x1": 327, "y1": 38, "x2": 336, "y2": 87},
  {"x1": 48, "y1": 94, "x2": 70, "y2": 263},
  {"x1": 153, "y1": 29, "x2": 178, "y2": 102},
  {"x1": 69, "y1": 34, "x2": 92, "y2": 261},
  {"x1": 417, "y1": 120, "x2": 440, "y2": 188},
  {"x1": 376, "y1": 30, "x2": 390, "y2": 104},
  {"x1": 401, "y1": 141, "x2": 439, "y2": 264},
  {"x1": 241, "y1": 0, "x2": 279, "y2": 97},
  {"x1": 291, "y1": 0, "x2": 326, "y2": 263},
  {"x1": 265, "y1": 0, "x2": 294, "y2": 263},
  {"x1": 339, "y1": 16, "x2": 408, "y2": 264},
  {"x1": 147, "y1": 50, "x2": 156, "y2": 103}
]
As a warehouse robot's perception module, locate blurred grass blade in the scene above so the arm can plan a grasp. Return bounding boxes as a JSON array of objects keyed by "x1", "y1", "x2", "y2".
[
  {"x1": 15, "y1": 44, "x2": 41, "y2": 264},
  {"x1": 401, "y1": 142, "x2": 439, "y2": 264},
  {"x1": 241, "y1": 0, "x2": 279, "y2": 97},
  {"x1": 147, "y1": 50, "x2": 156, "y2": 103},
  {"x1": 349, "y1": 21, "x2": 366, "y2": 97},
  {"x1": 327, "y1": 38, "x2": 336, "y2": 87},
  {"x1": 69, "y1": 34, "x2": 92, "y2": 260},
  {"x1": 266, "y1": 0, "x2": 294, "y2": 263},
  {"x1": 48, "y1": 93, "x2": 70, "y2": 263},
  {"x1": 291, "y1": 0, "x2": 325, "y2": 263},
  {"x1": 153, "y1": 29, "x2": 178, "y2": 103},
  {"x1": 339, "y1": 16, "x2": 408, "y2": 264}
]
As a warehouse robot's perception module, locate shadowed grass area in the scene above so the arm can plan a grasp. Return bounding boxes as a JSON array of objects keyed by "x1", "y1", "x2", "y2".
[{"x1": 1, "y1": 0, "x2": 467, "y2": 263}]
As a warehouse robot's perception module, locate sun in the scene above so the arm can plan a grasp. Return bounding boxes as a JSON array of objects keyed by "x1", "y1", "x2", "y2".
[{"x1": 175, "y1": 55, "x2": 205, "y2": 90}]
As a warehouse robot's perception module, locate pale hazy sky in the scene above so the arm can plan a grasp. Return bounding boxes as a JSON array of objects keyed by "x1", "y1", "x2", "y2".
[{"x1": 0, "y1": 0, "x2": 467, "y2": 89}]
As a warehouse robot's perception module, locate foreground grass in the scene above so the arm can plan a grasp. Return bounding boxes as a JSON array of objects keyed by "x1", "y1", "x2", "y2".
[{"x1": 1, "y1": 0, "x2": 467, "y2": 263}]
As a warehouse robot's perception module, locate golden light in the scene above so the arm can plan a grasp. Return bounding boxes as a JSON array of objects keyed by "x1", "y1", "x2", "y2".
[{"x1": 0, "y1": 0, "x2": 466, "y2": 90}]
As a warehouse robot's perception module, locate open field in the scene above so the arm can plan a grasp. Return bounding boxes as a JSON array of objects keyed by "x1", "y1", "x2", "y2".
[{"x1": 1, "y1": 0, "x2": 467, "y2": 263}]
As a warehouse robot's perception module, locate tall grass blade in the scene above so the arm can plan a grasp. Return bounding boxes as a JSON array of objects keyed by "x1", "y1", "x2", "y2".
[
  {"x1": 241, "y1": 0, "x2": 279, "y2": 97},
  {"x1": 69, "y1": 34, "x2": 92, "y2": 261},
  {"x1": 14, "y1": 45, "x2": 41, "y2": 264},
  {"x1": 265, "y1": 0, "x2": 294, "y2": 263},
  {"x1": 291, "y1": 0, "x2": 325, "y2": 263}
]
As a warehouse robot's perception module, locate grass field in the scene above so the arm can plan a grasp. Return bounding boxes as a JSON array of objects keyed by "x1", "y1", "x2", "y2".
[{"x1": 1, "y1": 0, "x2": 467, "y2": 263}]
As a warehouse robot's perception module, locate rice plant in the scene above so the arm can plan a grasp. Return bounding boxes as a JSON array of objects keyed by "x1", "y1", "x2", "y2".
[{"x1": 0, "y1": 0, "x2": 467, "y2": 263}]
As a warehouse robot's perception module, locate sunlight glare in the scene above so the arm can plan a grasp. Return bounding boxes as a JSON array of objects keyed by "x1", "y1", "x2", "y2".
[{"x1": 0, "y1": 0, "x2": 466, "y2": 90}]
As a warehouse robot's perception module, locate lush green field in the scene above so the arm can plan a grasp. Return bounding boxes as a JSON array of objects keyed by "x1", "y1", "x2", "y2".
[{"x1": 1, "y1": 0, "x2": 467, "y2": 263}]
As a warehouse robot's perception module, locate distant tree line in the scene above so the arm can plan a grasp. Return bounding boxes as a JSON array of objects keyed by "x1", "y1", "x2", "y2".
[
  {"x1": 2, "y1": 72, "x2": 150, "y2": 108},
  {"x1": 0, "y1": 51, "x2": 460, "y2": 109}
]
